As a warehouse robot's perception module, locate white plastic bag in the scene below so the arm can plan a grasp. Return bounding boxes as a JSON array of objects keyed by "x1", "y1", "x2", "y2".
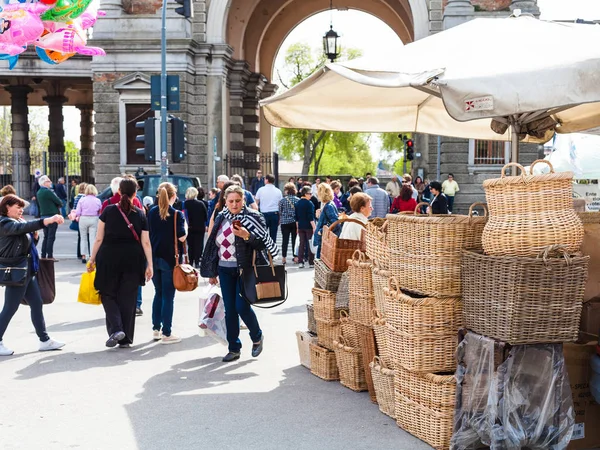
[{"x1": 198, "y1": 283, "x2": 227, "y2": 346}]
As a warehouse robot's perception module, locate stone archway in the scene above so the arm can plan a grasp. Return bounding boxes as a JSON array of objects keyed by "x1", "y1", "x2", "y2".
[{"x1": 206, "y1": 0, "x2": 426, "y2": 181}]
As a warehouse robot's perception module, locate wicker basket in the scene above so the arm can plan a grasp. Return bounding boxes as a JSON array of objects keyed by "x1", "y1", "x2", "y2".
[
  {"x1": 395, "y1": 366, "x2": 456, "y2": 410},
  {"x1": 333, "y1": 336, "x2": 367, "y2": 392},
  {"x1": 312, "y1": 287, "x2": 346, "y2": 321},
  {"x1": 386, "y1": 323, "x2": 457, "y2": 373},
  {"x1": 336, "y1": 271, "x2": 350, "y2": 309},
  {"x1": 388, "y1": 250, "x2": 461, "y2": 298},
  {"x1": 395, "y1": 392, "x2": 453, "y2": 450},
  {"x1": 370, "y1": 356, "x2": 396, "y2": 418},
  {"x1": 314, "y1": 258, "x2": 344, "y2": 291},
  {"x1": 310, "y1": 343, "x2": 339, "y2": 381},
  {"x1": 360, "y1": 325, "x2": 378, "y2": 403},
  {"x1": 372, "y1": 260, "x2": 392, "y2": 314},
  {"x1": 321, "y1": 218, "x2": 366, "y2": 272},
  {"x1": 364, "y1": 221, "x2": 392, "y2": 269},
  {"x1": 348, "y1": 250, "x2": 373, "y2": 298},
  {"x1": 316, "y1": 318, "x2": 341, "y2": 351},
  {"x1": 349, "y1": 293, "x2": 377, "y2": 327},
  {"x1": 386, "y1": 202, "x2": 488, "y2": 255},
  {"x1": 296, "y1": 331, "x2": 318, "y2": 369},
  {"x1": 340, "y1": 310, "x2": 363, "y2": 349},
  {"x1": 462, "y1": 247, "x2": 588, "y2": 345},
  {"x1": 372, "y1": 309, "x2": 393, "y2": 369},
  {"x1": 307, "y1": 303, "x2": 317, "y2": 335},
  {"x1": 383, "y1": 277, "x2": 463, "y2": 336},
  {"x1": 482, "y1": 160, "x2": 584, "y2": 257}
]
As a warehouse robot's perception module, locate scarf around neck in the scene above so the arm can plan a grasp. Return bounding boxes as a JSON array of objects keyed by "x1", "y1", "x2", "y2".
[{"x1": 221, "y1": 207, "x2": 278, "y2": 257}]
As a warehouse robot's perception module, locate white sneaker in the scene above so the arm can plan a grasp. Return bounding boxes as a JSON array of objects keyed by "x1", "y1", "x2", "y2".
[
  {"x1": 39, "y1": 338, "x2": 65, "y2": 352},
  {"x1": 152, "y1": 330, "x2": 162, "y2": 341},
  {"x1": 160, "y1": 334, "x2": 181, "y2": 345},
  {"x1": 0, "y1": 341, "x2": 14, "y2": 356}
]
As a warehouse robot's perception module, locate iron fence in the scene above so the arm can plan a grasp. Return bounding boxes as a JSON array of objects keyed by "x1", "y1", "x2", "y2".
[
  {"x1": 224, "y1": 153, "x2": 274, "y2": 187},
  {"x1": 0, "y1": 151, "x2": 94, "y2": 200}
]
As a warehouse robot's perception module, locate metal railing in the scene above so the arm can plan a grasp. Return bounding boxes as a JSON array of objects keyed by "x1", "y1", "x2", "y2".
[{"x1": 474, "y1": 140, "x2": 506, "y2": 165}]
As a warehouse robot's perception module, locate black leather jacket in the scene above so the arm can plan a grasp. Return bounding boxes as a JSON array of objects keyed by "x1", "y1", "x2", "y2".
[
  {"x1": 200, "y1": 208, "x2": 268, "y2": 279},
  {"x1": 0, "y1": 216, "x2": 45, "y2": 259}
]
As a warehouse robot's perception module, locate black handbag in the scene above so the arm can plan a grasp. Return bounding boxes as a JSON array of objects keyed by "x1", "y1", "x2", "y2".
[
  {"x1": 0, "y1": 256, "x2": 29, "y2": 287},
  {"x1": 37, "y1": 258, "x2": 56, "y2": 304},
  {"x1": 239, "y1": 251, "x2": 287, "y2": 308}
]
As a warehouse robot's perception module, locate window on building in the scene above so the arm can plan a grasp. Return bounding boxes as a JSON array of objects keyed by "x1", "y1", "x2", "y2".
[
  {"x1": 473, "y1": 140, "x2": 506, "y2": 165},
  {"x1": 125, "y1": 104, "x2": 153, "y2": 165}
]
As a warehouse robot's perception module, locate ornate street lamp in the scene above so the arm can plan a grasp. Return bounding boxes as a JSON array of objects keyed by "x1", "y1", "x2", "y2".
[{"x1": 323, "y1": 1, "x2": 340, "y2": 62}]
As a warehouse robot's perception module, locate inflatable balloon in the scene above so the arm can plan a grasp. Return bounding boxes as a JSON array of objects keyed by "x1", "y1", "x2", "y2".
[
  {"x1": 40, "y1": 0, "x2": 57, "y2": 4},
  {"x1": 78, "y1": 0, "x2": 103, "y2": 29},
  {"x1": 35, "y1": 30, "x2": 74, "y2": 65},
  {"x1": 0, "y1": 46, "x2": 23, "y2": 69},
  {"x1": 0, "y1": 3, "x2": 48, "y2": 56},
  {"x1": 36, "y1": 18, "x2": 105, "y2": 56},
  {"x1": 41, "y1": 0, "x2": 93, "y2": 22}
]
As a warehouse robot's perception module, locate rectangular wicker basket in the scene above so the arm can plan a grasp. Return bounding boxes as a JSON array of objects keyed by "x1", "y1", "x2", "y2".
[
  {"x1": 314, "y1": 259, "x2": 344, "y2": 292},
  {"x1": 349, "y1": 293, "x2": 377, "y2": 327},
  {"x1": 395, "y1": 366, "x2": 456, "y2": 411},
  {"x1": 462, "y1": 249, "x2": 588, "y2": 344},
  {"x1": 313, "y1": 287, "x2": 346, "y2": 321},
  {"x1": 348, "y1": 250, "x2": 373, "y2": 298},
  {"x1": 296, "y1": 331, "x2": 317, "y2": 369},
  {"x1": 370, "y1": 356, "x2": 396, "y2": 418},
  {"x1": 307, "y1": 303, "x2": 317, "y2": 335},
  {"x1": 316, "y1": 318, "x2": 341, "y2": 351},
  {"x1": 321, "y1": 219, "x2": 366, "y2": 272},
  {"x1": 333, "y1": 337, "x2": 367, "y2": 392},
  {"x1": 310, "y1": 343, "x2": 339, "y2": 381}
]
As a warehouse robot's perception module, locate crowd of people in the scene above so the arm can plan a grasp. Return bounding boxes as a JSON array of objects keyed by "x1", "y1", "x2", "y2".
[{"x1": 0, "y1": 169, "x2": 459, "y2": 361}]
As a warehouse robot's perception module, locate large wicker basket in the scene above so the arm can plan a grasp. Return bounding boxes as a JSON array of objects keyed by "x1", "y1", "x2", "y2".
[
  {"x1": 349, "y1": 293, "x2": 377, "y2": 327},
  {"x1": 316, "y1": 318, "x2": 341, "y2": 351},
  {"x1": 386, "y1": 202, "x2": 488, "y2": 255},
  {"x1": 462, "y1": 247, "x2": 588, "y2": 344},
  {"x1": 372, "y1": 260, "x2": 392, "y2": 314},
  {"x1": 348, "y1": 250, "x2": 373, "y2": 298},
  {"x1": 314, "y1": 259, "x2": 344, "y2": 291},
  {"x1": 340, "y1": 310, "x2": 363, "y2": 349},
  {"x1": 370, "y1": 356, "x2": 396, "y2": 418},
  {"x1": 386, "y1": 322, "x2": 457, "y2": 373},
  {"x1": 482, "y1": 160, "x2": 584, "y2": 256},
  {"x1": 388, "y1": 250, "x2": 461, "y2": 298},
  {"x1": 296, "y1": 331, "x2": 318, "y2": 369},
  {"x1": 312, "y1": 287, "x2": 346, "y2": 321},
  {"x1": 333, "y1": 336, "x2": 367, "y2": 392},
  {"x1": 372, "y1": 309, "x2": 393, "y2": 369},
  {"x1": 310, "y1": 343, "x2": 339, "y2": 381},
  {"x1": 364, "y1": 221, "x2": 392, "y2": 269},
  {"x1": 307, "y1": 303, "x2": 317, "y2": 335},
  {"x1": 321, "y1": 217, "x2": 366, "y2": 272},
  {"x1": 395, "y1": 366, "x2": 456, "y2": 410},
  {"x1": 383, "y1": 277, "x2": 463, "y2": 336}
]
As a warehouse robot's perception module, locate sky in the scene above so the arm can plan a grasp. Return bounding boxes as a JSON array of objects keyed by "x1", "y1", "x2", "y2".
[{"x1": 47, "y1": 1, "x2": 600, "y2": 150}]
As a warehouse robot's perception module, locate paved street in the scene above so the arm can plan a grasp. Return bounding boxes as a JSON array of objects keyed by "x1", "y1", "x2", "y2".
[{"x1": 0, "y1": 221, "x2": 432, "y2": 450}]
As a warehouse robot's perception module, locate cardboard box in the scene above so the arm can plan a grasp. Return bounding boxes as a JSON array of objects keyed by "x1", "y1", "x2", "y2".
[
  {"x1": 565, "y1": 342, "x2": 600, "y2": 449},
  {"x1": 580, "y1": 300, "x2": 600, "y2": 338}
]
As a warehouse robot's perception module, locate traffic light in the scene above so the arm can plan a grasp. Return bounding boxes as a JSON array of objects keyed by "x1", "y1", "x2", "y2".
[
  {"x1": 135, "y1": 118, "x2": 156, "y2": 163},
  {"x1": 174, "y1": 0, "x2": 193, "y2": 18},
  {"x1": 406, "y1": 139, "x2": 415, "y2": 161},
  {"x1": 171, "y1": 116, "x2": 187, "y2": 163}
]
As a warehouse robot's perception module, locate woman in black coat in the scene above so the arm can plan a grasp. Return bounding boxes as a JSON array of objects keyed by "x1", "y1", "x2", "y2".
[
  {"x1": 428, "y1": 181, "x2": 449, "y2": 215},
  {"x1": 183, "y1": 187, "x2": 207, "y2": 268},
  {"x1": 0, "y1": 195, "x2": 65, "y2": 356}
]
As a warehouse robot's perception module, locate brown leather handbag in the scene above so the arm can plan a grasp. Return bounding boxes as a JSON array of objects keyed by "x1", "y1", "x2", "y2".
[{"x1": 172, "y1": 210, "x2": 199, "y2": 292}]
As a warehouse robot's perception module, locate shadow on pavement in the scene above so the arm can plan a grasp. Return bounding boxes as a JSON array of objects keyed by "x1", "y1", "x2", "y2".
[
  {"x1": 46, "y1": 318, "x2": 106, "y2": 332},
  {"x1": 273, "y1": 304, "x2": 306, "y2": 315},
  {"x1": 14, "y1": 335, "x2": 213, "y2": 381}
]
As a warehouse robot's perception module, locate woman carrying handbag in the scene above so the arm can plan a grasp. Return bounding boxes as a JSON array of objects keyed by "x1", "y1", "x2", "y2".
[
  {"x1": 313, "y1": 183, "x2": 339, "y2": 259},
  {"x1": 201, "y1": 185, "x2": 278, "y2": 363},
  {"x1": 148, "y1": 182, "x2": 187, "y2": 344}
]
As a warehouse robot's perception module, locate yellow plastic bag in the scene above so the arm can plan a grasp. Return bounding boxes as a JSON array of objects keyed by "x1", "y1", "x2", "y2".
[{"x1": 78, "y1": 270, "x2": 101, "y2": 305}]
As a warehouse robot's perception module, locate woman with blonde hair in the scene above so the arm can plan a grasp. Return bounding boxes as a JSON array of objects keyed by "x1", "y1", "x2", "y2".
[
  {"x1": 74, "y1": 184, "x2": 102, "y2": 264},
  {"x1": 313, "y1": 183, "x2": 339, "y2": 260},
  {"x1": 148, "y1": 182, "x2": 187, "y2": 344}
]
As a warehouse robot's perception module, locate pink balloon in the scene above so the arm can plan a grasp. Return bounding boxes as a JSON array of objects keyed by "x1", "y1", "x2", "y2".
[
  {"x1": 0, "y1": 5, "x2": 47, "y2": 56},
  {"x1": 37, "y1": 20, "x2": 105, "y2": 57}
]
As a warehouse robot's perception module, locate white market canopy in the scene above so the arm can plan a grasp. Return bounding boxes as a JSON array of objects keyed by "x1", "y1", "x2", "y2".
[{"x1": 261, "y1": 15, "x2": 600, "y2": 148}]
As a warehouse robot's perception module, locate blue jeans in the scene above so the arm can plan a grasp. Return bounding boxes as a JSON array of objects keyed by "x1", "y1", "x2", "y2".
[
  {"x1": 218, "y1": 266, "x2": 262, "y2": 353},
  {"x1": 40, "y1": 216, "x2": 58, "y2": 259},
  {"x1": 60, "y1": 199, "x2": 67, "y2": 217},
  {"x1": 152, "y1": 258, "x2": 176, "y2": 337},
  {"x1": 447, "y1": 195, "x2": 455, "y2": 213},
  {"x1": 262, "y1": 211, "x2": 279, "y2": 242}
]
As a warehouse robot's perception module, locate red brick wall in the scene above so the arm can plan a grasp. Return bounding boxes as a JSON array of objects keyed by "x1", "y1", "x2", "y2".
[
  {"x1": 122, "y1": 0, "x2": 162, "y2": 15},
  {"x1": 442, "y1": 0, "x2": 511, "y2": 11}
]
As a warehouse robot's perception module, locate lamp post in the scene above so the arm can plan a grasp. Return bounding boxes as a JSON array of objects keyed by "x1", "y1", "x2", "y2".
[{"x1": 323, "y1": 0, "x2": 340, "y2": 63}]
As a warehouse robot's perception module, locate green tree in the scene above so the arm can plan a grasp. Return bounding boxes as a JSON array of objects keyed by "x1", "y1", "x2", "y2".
[
  {"x1": 381, "y1": 132, "x2": 412, "y2": 175},
  {"x1": 275, "y1": 43, "x2": 372, "y2": 176}
]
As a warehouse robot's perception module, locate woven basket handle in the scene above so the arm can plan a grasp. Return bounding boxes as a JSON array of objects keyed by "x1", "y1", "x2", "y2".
[
  {"x1": 380, "y1": 220, "x2": 389, "y2": 233},
  {"x1": 373, "y1": 355, "x2": 388, "y2": 370},
  {"x1": 330, "y1": 217, "x2": 367, "y2": 230},
  {"x1": 352, "y1": 249, "x2": 366, "y2": 262},
  {"x1": 388, "y1": 276, "x2": 400, "y2": 292},
  {"x1": 414, "y1": 202, "x2": 431, "y2": 215},
  {"x1": 337, "y1": 335, "x2": 348, "y2": 347},
  {"x1": 468, "y1": 202, "x2": 488, "y2": 219},
  {"x1": 501, "y1": 162, "x2": 526, "y2": 178},
  {"x1": 538, "y1": 244, "x2": 572, "y2": 267},
  {"x1": 340, "y1": 309, "x2": 350, "y2": 321},
  {"x1": 530, "y1": 159, "x2": 555, "y2": 175}
]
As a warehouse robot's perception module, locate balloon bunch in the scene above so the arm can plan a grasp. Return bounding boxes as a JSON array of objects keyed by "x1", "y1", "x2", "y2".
[{"x1": 0, "y1": 0, "x2": 105, "y2": 70}]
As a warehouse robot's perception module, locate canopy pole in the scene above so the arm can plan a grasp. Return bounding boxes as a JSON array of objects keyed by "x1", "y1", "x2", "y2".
[{"x1": 510, "y1": 121, "x2": 519, "y2": 176}]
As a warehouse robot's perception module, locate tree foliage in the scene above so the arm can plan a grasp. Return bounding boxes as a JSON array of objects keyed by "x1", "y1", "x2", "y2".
[
  {"x1": 380, "y1": 132, "x2": 412, "y2": 175},
  {"x1": 275, "y1": 43, "x2": 375, "y2": 176}
]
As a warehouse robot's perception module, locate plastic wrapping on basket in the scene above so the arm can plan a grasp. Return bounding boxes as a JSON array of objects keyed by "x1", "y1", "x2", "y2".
[{"x1": 452, "y1": 333, "x2": 575, "y2": 450}]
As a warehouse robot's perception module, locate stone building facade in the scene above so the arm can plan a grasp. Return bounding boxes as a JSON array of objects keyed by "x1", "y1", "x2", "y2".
[{"x1": 0, "y1": 0, "x2": 543, "y2": 208}]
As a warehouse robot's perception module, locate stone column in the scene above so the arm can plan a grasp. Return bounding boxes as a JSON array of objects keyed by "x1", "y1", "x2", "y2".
[
  {"x1": 43, "y1": 94, "x2": 67, "y2": 180},
  {"x1": 443, "y1": 0, "x2": 474, "y2": 30},
  {"x1": 6, "y1": 85, "x2": 33, "y2": 199},
  {"x1": 510, "y1": 0, "x2": 540, "y2": 16},
  {"x1": 77, "y1": 105, "x2": 95, "y2": 184},
  {"x1": 259, "y1": 83, "x2": 278, "y2": 177},
  {"x1": 243, "y1": 73, "x2": 266, "y2": 178},
  {"x1": 228, "y1": 60, "x2": 250, "y2": 179}
]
